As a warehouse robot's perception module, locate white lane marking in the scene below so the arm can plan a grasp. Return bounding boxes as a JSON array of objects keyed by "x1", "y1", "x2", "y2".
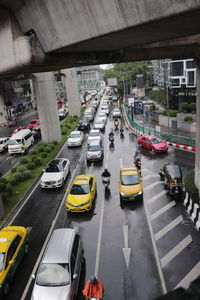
[
  {"x1": 143, "y1": 189, "x2": 167, "y2": 293},
  {"x1": 150, "y1": 201, "x2": 176, "y2": 221},
  {"x1": 161, "y1": 235, "x2": 192, "y2": 268},
  {"x1": 143, "y1": 174, "x2": 159, "y2": 181},
  {"x1": 175, "y1": 261, "x2": 200, "y2": 290},
  {"x1": 105, "y1": 148, "x2": 109, "y2": 169},
  {"x1": 144, "y1": 181, "x2": 163, "y2": 192},
  {"x1": 120, "y1": 158, "x2": 123, "y2": 168},
  {"x1": 142, "y1": 166, "x2": 157, "y2": 175},
  {"x1": 155, "y1": 215, "x2": 183, "y2": 241},
  {"x1": 147, "y1": 190, "x2": 168, "y2": 204},
  {"x1": 6, "y1": 155, "x2": 15, "y2": 160},
  {"x1": 89, "y1": 162, "x2": 94, "y2": 173},
  {"x1": 21, "y1": 147, "x2": 83, "y2": 299},
  {"x1": 122, "y1": 225, "x2": 131, "y2": 268}
]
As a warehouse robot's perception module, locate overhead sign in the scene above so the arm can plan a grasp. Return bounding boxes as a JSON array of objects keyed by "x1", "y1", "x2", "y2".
[
  {"x1": 128, "y1": 97, "x2": 135, "y2": 107},
  {"x1": 134, "y1": 101, "x2": 144, "y2": 115},
  {"x1": 107, "y1": 77, "x2": 117, "y2": 86},
  {"x1": 138, "y1": 88, "x2": 145, "y2": 97}
]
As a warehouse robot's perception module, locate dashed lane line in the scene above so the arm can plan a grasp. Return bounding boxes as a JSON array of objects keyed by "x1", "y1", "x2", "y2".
[
  {"x1": 155, "y1": 215, "x2": 183, "y2": 241},
  {"x1": 120, "y1": 158, "x2": 123, "y2": 168},
  {"x1": 147, "y1": 190, "x2": 168, "y2": 204},
  {"x1": 161, "y1": 235, "x2": 192, "y2": 268},
  {"x1": 150, "y1": 201, "x2": 176, "y2": 221},
  {"x1": 144, "y1": 181, "x2": 163, "y2": 192},
  {"x1": 175, "y1": 261, "x2": 200, "y2": 290}
]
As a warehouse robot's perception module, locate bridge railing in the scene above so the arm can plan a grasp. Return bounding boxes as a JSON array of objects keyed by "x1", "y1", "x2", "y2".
[{"x1": 124, "y1": 105, "x2": 195, "y2": 147}]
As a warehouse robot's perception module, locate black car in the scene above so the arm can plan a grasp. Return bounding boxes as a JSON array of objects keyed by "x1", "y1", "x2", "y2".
[{"x1": 77, "y1": 118, "x2": 90, "y2": 130}]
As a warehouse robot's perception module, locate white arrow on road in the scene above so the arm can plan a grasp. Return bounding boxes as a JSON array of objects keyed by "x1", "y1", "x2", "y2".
[{"x1": 122, "y1": 225, "x2": 131, "y2": 268}]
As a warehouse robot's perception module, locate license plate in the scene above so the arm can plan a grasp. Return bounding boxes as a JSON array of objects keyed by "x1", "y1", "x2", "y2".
[{"x1": 129, "y1": 197, "x2": 134, "y2": 200}]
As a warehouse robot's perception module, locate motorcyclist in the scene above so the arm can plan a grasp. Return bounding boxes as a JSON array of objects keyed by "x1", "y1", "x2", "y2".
[
  {"x1": 114, "y1": 117, "x2": 119, "y2": 128},
  {"x1": 82, "y1": 275, "x2": 104, "y2": 300},
  {"x1": 101, "y1": 168, "x2": 111, "y2": 179},
  {"x1": 134, "y1": 150, "x2": 141, "y2": 162},
  {"x1": 120, "y1": 122, "x2": 124, "y2": 134},
  {"x1": 109, "y1": 129, "x2": 114, "y2": 142}
]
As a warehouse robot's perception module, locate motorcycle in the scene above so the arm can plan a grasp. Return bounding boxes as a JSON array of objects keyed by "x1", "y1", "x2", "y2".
[
  {"x1": 109, "y1": 135, "x2": 114, "y2": 143},
  {"x1": 134, "y1": 158, "x2": 141, "y2": 170},
  {"x1": 114, "y1": 120, "x2": 119, "y2": 129},
  {"x1": 102, "y1": 176, "x2": 110, "y2": 193},
  {"x1": 120, "y1": 128, "x2": 124, "y2": 137}
]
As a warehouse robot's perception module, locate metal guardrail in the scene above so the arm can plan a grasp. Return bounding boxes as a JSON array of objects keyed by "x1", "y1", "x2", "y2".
[{"x1": 124, "y1": 105, "x2": 195, "y2": 147}]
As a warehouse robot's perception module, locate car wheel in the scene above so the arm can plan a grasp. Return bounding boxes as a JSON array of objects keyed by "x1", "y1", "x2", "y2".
[
  {"x1": 120, "y1": 197, "x2": 124, "y2": 208},
  {"x1": 3, "y1": 281, "x2": 10, "y2": 296}
]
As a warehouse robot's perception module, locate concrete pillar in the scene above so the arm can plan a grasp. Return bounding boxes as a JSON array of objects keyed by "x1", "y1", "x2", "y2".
[
  {"x1": 33, "y1": 72, "x2": 61, "y2": 143},
  {"x1": 62, "y1": 68, "x2": 80, "y2": 116},
  {"x1": 0, "y1": 83, "x2": 7, "y2": 126},
  {"x1": 195, "y1": 65, "x2": 200, "y2": 193}
]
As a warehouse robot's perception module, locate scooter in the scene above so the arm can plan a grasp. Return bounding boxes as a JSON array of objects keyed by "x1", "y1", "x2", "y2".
[
  {"x1": 134, "y1": 158, "x2": 141, "y2": 170},
  {"x1": 102, "y1": 176, "x2": 110, "y2": 193},
  {"x1": 109, "y1": 135, "x2": 114, "y2": 143}
]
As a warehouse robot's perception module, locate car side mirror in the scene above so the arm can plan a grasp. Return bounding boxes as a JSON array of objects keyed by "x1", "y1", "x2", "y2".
[
  {"x1": 73, "y1": 274, "x2": 78, "y2": 280},
  {"x1": 32, "y1": 274, "x2": 36, "y2": 280}
]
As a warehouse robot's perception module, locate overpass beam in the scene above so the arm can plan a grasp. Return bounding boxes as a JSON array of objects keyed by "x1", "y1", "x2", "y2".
[
  {"x1": 195, "y1": 64, "x2": 200, "y2": 194},
  {"x1": 33, "y1": 72, "x2": 61, "y2": 143},
  {"x1": 63, "y1": 68, "x2": 80, "y2": 116},
  {"x1": 0, "y1": 83, "x2": 7, "y2": 126}
]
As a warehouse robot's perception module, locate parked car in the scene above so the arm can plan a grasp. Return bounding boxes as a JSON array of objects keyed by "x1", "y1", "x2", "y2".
[
  {"x1": 112, "y1": 108, "x2": 121, "y2": 118},
  {"x1": 93, "y1": 118, "x2": 105, "y2": 131},
  {"x1": 66, "y1": 174, "x2": 97, "y2": 212},
  {"x1": 27, "y1": 119, "x2": 40, "y2": 129},
  {"x1": 40, "y1": 158, "x2": 70, "y2": 188},
  {"x1": 58, "y1": 108, "x2": 68, "y2": 120},
  {"x1": 0, "y1": 137, "x2": 10, "y2": 152},
  {"x1": 97, "y1": 112, "x2": 107, "y2": 123},
  {"x1": 119, "y1": 167, "x2": 143, "y2": 204},
  {"x1": 0, "y1": 226, "x2": 30, "y2": 298},
  {"x1": 137, "y1": 135, "x2": 168, "y2": 153},
  {"x1": 67, "y1": 131, "x2": 84, "y2": 147},
  {"x1": 77, "y1": 118, "x2": 90, "y2": 131},
  {"x1": 86, "y1": 140, "x2": 104, "y2": 161},
  {"x1": 87, "y1": 129, "x2": 102, "y2": 145},
  {"x1": 11, "y1": 126, "x2": 26, "y2": 136},
  {"x1": 31, "y1": 228, "x2": 83, "y2": 300}
]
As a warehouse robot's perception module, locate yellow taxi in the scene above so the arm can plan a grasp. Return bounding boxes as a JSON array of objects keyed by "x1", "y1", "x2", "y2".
[
  {"x1": 0, "y1": 226, "x2": 30, "y2": 297},
  {"x1": 119, "y1": 167, "x2": 143, "y2": 202},
  {"x1": 66, "y1": 174, "x2": 97, "y2": 212}
]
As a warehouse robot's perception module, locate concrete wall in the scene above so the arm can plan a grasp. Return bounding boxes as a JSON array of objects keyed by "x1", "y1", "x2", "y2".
[{"x1": 159, "y1": 114, "x2": 196, "y2": 133}]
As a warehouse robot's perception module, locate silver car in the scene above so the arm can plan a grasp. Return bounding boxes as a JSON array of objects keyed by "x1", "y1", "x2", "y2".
[
  {"x1": 93, "y1": 118, "x2": 105, "y2": 131},
  {"x1": 31, "y1": 228, "x2": 83, "y2": 300},
  {"x1": 86, "y1": 140, "x2": 104, "y2": 161}
]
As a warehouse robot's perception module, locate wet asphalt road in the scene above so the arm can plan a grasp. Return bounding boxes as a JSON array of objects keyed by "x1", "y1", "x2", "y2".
[{"x1": 3, "y1": 103, "x2": 199, "y2": 300}]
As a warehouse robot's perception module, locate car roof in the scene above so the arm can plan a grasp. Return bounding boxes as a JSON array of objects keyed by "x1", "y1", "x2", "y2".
[
  {"x1": 121, "y1": 167, "x2": 138, "y2": 175},
  {"x1": 89, "y1": 140, "x2": 101, "y2": 146},
  {"x1": 42, "y1": 229, "x2": 75, "y2": 264},
  {"x1": 71, "y1": 130, "x2": 81, "y2": 134},
  {"x1": 74, "y1": 174, "x2": 92, "y2": 184},
  {"x1": 142, "y1": 135, "x2": 158, "y2": 139},
  {"x1": 89, "y1": 129, "x2": 100, "y2": 133},
  {"x1": 49, "y1": 158, "x2": 66, "y2": 165},
  {"x1": 0, "y1": 226, "x2": 25, "y2": 252}
]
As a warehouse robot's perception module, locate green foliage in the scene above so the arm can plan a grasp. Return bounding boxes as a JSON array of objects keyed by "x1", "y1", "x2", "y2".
[
  {"x1": 181, "y1": 102, "x2": 190, "y2": 112},
  {"x1": 6, "y1": 184, "x2": 13, "y2": 195},
  {"x1": 22, "y1": 170, "x2": 32, "y2": 180},
  {"x1": 149, "y1": 90, "x2": 167, "y2": 106},
  {"x1": 44, "y1": 147, "x2": 51, "y2": 153},
  {"x1": 34, "y1": 158, "x2": 42, "y2": 167},
  {"x1": 0, "y1": 183, "x2": 6, "y2": 192},
  {"x1": 0, "y1": 178, "x2": 7, "y2": 184},
  {"x1": 184, "y1": 115, "x2": 193, "y2": 122},
  {"x1": 190, "y1": 102, "x2": 196, "y2": 112},
  {"x1": 13, "y1": 172, "x2": 24, "y2": 182},
  {"x1": 1, "y1": 192, "x2": 9, "y2": 202},
  {"x1": 11, "y1": 167, "x2": 17, "y2": 174},
  {"x1": 17, "y1": 165, "x2": 27, "y2": 173},
  {"x1": 27, "y1": 163, "x2": 35, "y2": 170},
  {"x1": 53, "y1": 141, "x2": 58, "y2": 145},
  {"x1": 20, "y1": 157, "x2": 28, "y2": 164},
  {"x1": 37, "y1": 145, "x2": 45, "y2": 152},
  {"x1": 30, "y1": 155, "x2": 37, "y2": 162},
  {"x1": 145, "y1": 87, "x2": 153, "y2": 96},
  {"x1": 169, "y1": 110, "x2": 178, "y2": 117},
  {"x1": 9, "y1": 178, "x2": 16, "y2": 185},
  {"x1": 61, "y1": 130, "x2": 67, "y2": 135},
  {"x1": 30, "y1": 149, "x2": 37, "y2": 155},
  {"x1": 48, "y1": 143, "x2": 55, "y2": 150},
  {"x1": 66, "y1": 125, "x2": 71, "y2": 129},
  {"x1": 185, "y1": 171, "x2": 200, "y2": 204},
  {"x1": 41, "y1": 152, "x2": 47, "y2": 158}
]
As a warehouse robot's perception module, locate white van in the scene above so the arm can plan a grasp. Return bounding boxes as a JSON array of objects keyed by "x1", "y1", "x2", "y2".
[{"x1": 8, "y1": 129, "x2": 34, "y2": 154}]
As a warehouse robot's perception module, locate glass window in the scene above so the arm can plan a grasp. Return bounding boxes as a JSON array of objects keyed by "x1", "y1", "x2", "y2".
[
  {"x1": 46, "y1": 161, "x2": 61, "y2": 173},
  {"x1": 150, "y1": 137, "x2": 162, "y2": 144},
  {"x1": 89, "y1": 132, "x2": 99, "y2": 137},
  {"x1": 171, "y1": 78, "x2": 180, "y2": 87},
  {"x1": 122, "y1": 175, "x2": 139, "y2": 185},
  {"x1": 12, "y1": 235, "x2": 22, "y2": 253},
  {"x1": 0, "y1": 253, "x2": 5, "y2": 272},
  {"x1": 36, "y1": 263, "x2": 70, "y2": 286},
  {"x1": 170, "y1": 61, "x2": 184, "y2": 76},
  {"x1": 70, "y1": 184, "x2": 89, "y2": 195},
  {"x1": 72, "y1": 235, "x2": 79, "y2": 259},
  {"x1": 88, "y1": 144, "x2": 101, "y2": 151},
  {"x1": 186, "y1": 60, "x2": 196, "y2": 69},
  {"x1": 187, "y1": 71, "x2": 195, "y2": 86},
  {"x1": 8, "y1": 140, "x2": 20, "y2": 145},
  {"x1": 70, "y1": 133, "x2": 80, "y2": 139}
]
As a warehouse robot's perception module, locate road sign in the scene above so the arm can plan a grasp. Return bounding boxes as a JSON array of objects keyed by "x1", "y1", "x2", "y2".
[
  {"x1": 107, "y1": 77, "x2": 117, "y2": 86},
  {"x1": 134, "y1": 101, "x2": 143, "y2": 114}
]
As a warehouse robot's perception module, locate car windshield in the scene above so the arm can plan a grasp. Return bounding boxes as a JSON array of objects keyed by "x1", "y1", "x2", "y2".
[
  {"x1": 122, "y1": 174, "x2": 139, "y2": 185},
  {"x1": 80, "y1": 119, "x2": 87, "y2": 123},
  {"x1": 8, "y1": 140, "x2": 20, "y2": 145},
  {"x1": 150, "y1": 137, "x2": 163, "y2": 144},
  {"x1": 36, "y1": 263, "x2": 70, "y2": 286},
  {"x1": 31, "y1": 121, "x2": 37, "y2": 124},
  {"x1": 84, "y1": 112, "x2": 92, "y2": 116},
  {"x1": 0, "y1": 253, "x2": 5, "y2": 272},
  {"x1": 89, "y1": 132, "x2": 99, "y2": 137},
  {"x1": 70, "y1": 184, "x2": 89, "y2": 195},
  {"x1": 99, "y1": 113, "x2": 105, "y2": 117},
  {"x1": 95, "y1": 120, "x2": 103, "y2": 124},
  {"x1": 88, "y1": 144, "x2": 101, "y2": 151},
  {"x1": 70, "y1": 133, "x2": 80, "y2": 139},
  {"x1": 114, "y1": 109, "x2": 119, "y2": 112},
  {"x1": 46, "y1": 162, "x2": 61, "y2": 173}
]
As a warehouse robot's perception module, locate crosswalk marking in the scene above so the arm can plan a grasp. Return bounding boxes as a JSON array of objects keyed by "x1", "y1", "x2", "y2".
[
  {"x1": 155, "y1": 215, "x2": 183, "y2": 241},
  {"x1": 161, "y1": 235, "x2": 192, "y2": 268},
  {"x1": 175, "y1": 261, "x2": 200, "y2": 290},
  {"x1": 150, "y1": 201, "x2": 176, "y2": 220},
  {"x1": 144, "y1": 181, "x2": 163, "y2": 192},
  {"x1": 147, "y1": 190, "x2": 168, "y2": 204},
  {"x1": 143, "y1": 174, "x2": 159, "y2": 181}
]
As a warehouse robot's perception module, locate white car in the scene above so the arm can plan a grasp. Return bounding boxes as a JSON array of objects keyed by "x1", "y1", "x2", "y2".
[
  {"x1": 0, "y1": 137, "x2": 9, "y2": 152},
  {"x1": 97, "y1": 112, "x2": 107, "y2": 123},
  {"x1": 100, "y1": 105, "x2": 109, "y2": 115},
  {"x1": 87, "y1": 129, "x2": 102, "y2": 145},
  {"x1": 112, "y1": 108, "x2": 121, "y2": 118},
  {"x1": 40, "y1": 158, "x2": 70, "y2": 188},
  {"x1": 86, "y1": 140, "x2": 104, "y2": 161},
  {"x1": 93, "y1": 118, "x2": 105, "y2": 131},
  {"x1": 67, "y1": 131, "x2": 84, "y2": 147}
]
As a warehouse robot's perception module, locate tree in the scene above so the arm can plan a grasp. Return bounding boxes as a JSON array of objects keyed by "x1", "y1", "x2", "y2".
[{"x1": 103, "y1": 61, "x2": 151, "y2": 95}]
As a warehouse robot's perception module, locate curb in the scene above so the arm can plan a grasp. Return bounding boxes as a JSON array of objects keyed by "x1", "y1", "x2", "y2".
[{"x1": 122, "y1": 106, "x2": 196, "y2": 152}]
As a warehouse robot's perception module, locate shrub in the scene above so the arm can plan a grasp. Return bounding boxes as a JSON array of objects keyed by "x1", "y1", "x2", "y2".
[
  {"x1": 6, "y1": 184, "x2": 13, "y2": 195},
  {"x1": 0, "y1": 178, "x2": 7, "y2": 184},
  {"x1": 9, "y1": 178, "x2": 16, "y2": 185},
  {"x1": 181, "y1": 102, "x2": 190, "y2": 112},
  {"x1": 53, "y1": 141, "x2": 58, "y2": 145},
  {"x1": 49, "y1": 144, "x2": 55, "y2": 150},
  {"x1": 162, "y1": 110, "x2": 167, "y2": 116},
  {"x1": 22, "y1": 170, "x2": 32, "y2": 180},
  {"x1": 190, "y1": 102, "x2": 196, "y2": 112},
  {"x1": 34, "y1": 158, "x2": 42, "y2": 167},
  {"x1": 13, "y1": 172, "x2": 24, "y2": 182},
  {"x1": 1, "y1": 192, "x2": 9, "y2": 202},
  {"x1": 44, "y1": 147, "x2": 51, "y2": 153},
  {"x1": 169, "y1": 110, "x2": 177, "y2": 117},
  {"x1": 30, "y1": 149, "x2": 37, "y2": 155},
  {"x1": 27, "y1": 163, "x2": 35, "y2": 170},
  {"x1": 61, "y1": 130, "x2": 67, "y2": 135},
  {"x1": 66, "y1": 125, "x2": 71, "y2": 129},
  {"x1": 41, "y1": 152, "x2": 47, "y2": 158},
  {"x1": 37, "y1": 145, "x2": 45, "y2": 152},
  {"x1": 185, "y1": 171, "x2": 200, "y2": 204},
  {"x1": 184, "y1": 115, "x2": 193, "y2": 122},
  {"x1": 0, "y1": 183, "x2": 6, "y2": 192},
  {"x1": 20, "y1": 157, "x2": 28, "y2": 164},
  {"x1": 17, "y1": 165, "x2": 27, "y2": 173},
  {"x1": 30, "y1": 155, "x2": 37, "y2": 162},
  {"x1": 11, "y1": 167, "x2": 17, "y2": 174}
]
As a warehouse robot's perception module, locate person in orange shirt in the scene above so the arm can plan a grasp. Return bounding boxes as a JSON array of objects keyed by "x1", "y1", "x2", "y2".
[{"x1": 82, "y1": 275, "x2": 104, "y2": 299}]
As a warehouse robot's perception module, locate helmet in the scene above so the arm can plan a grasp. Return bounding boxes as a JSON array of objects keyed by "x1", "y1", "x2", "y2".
[
  {"x1": 90, "y1": 275, "x2": 97, "y2": 284},
  {"x1": 104, "y1": 168, "x2": 108, "y2": 172}
]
